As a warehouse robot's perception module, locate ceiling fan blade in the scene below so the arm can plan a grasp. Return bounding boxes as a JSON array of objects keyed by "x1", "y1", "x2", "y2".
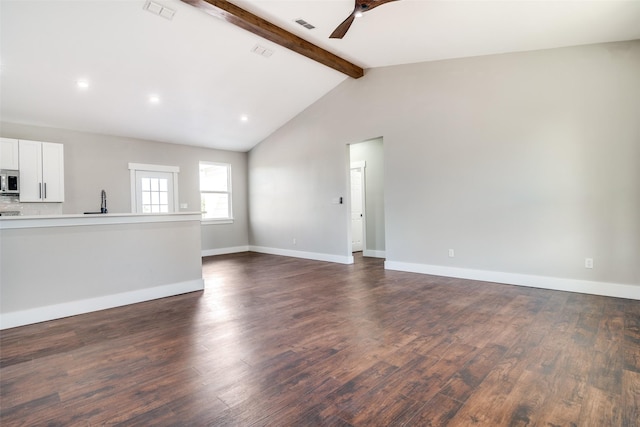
[
  {"x1": 330, "y1": 13, "x2": 356, "y2": 39},
  {"x1": 330, "y1": 0, "x2": 401, "y2": 39}
]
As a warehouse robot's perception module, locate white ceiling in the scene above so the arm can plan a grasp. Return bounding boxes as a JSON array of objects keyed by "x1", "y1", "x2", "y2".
[{"x1": 2, "y1": 0, "x2": 639, "y2": 152}]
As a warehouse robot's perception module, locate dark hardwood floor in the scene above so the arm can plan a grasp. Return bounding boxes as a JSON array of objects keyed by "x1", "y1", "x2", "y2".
[{"x1": 1, "y1": 252, "x2": 639, "y2": 426}]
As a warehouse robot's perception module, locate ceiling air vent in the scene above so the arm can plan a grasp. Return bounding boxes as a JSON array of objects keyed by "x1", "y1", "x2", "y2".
[
  {"x1": 143, "y1": 0, "x2": 176, "y2": 20},
  {"x1": 251, "y1": 45, "x2": 274, "y2": 58},
  {"x1": 295, "y1": 18, "x2": 316, "y2": 30}
]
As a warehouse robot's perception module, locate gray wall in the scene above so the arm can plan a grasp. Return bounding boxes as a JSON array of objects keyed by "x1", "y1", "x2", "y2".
[
  {"x1": 248, "y1": 41, "x2": 640, "y2": 287},
  {"x1": 0, "y1": 122, "x2": 249, "y2": 251},
  {"x1": 350, "y1": 137, "x2": 385, "y2": 253}
]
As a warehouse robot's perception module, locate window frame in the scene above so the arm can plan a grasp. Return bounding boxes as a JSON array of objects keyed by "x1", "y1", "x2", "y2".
[{"x1": 199, "y1": 161, "x2": 233, "y2": 224}]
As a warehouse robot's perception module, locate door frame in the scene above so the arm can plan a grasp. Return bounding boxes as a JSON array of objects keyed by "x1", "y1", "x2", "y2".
[{"x1": 350, "y1": 160, "x2": 367, "y2": 254}]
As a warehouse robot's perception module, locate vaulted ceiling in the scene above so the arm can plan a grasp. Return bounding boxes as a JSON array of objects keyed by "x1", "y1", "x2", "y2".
[{"x1": 2, "y1": 0, "x2": 639, "y2": 152}]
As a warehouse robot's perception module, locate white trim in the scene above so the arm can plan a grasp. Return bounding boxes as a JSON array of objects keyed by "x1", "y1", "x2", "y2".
[
  {"x1": 384, "y1": 261, "x2": 640, "y2": 301},
  {"x1": 363, "y1": 250, "x2": 386, "y2": 259},
  {"x1": 128, "y1": 163, "x2": 180, "y2": 173},
  {"x1": 351, "y1": 160, "x2": 366, "y2": 169},
  {"x1": 202, "y1": 246, "x2": 249, "y2": 257},
  {"x1": 201, "y1": 218, "x2": 234, "y2": 225},
  {"x1": 250, "y1": 246, "x2": 354, "y2": 265},
  {"x1": 172, "y1": 172, "x2": 179, "y2": 212},
  {"x1": 0, "y1": 279, "x2": 204, "y2": 330},
  {"x1": 130, "y1": 168, "x2": 136, "y2": 211},
  {"x1": 0, "y1": 212, "x2": 202, "y2": 229}
]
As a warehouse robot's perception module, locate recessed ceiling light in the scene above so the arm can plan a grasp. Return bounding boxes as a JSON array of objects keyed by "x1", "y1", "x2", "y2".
[
  {"x1": 149, "y1": 95, "x2": 160, "y2": 104},
  {"x1": 240, "y1": 115, "x2": 249, "y2": 122},
  {"x1": 77, "y1": 79, "x2": 89, "y2": 89}
]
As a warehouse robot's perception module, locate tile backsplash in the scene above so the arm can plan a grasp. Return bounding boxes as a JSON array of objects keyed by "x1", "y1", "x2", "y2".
[{"x1": 0, "y1": 195, "x2": 63, "y2": 216}]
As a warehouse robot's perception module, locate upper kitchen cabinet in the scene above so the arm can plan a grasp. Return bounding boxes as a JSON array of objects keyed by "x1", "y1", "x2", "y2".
[
  {"x1": 19, "y1": 140, "x2": 65, "y2": 202},
  {"x1": 0, "y1": 138, "x2": 20, "y2": 170}
]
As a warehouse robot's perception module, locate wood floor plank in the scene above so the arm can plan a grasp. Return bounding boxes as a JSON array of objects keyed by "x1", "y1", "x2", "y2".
[
  {"x1": 438, "y1": 344, "x2": 507, "y2": 403},
  {"x1": 490, "y1": 368, "x2": 550, "y2": 426},
  {"x1": 403, "y1": 393, "x2": 464, "y2": 426},
  {"x1": 444, "y1": 329, "x2": 544, "y2": 425},
  {"x1": 0, "y1": 353, "x2": 71, "y2": 409},
  {"x1": 624, "y1": 309, "x2": 640, "y2": 373},
  {"x1": 321, "y1": 360, "x2": 400, "y2": 422},
  {"x1": 578, "y1": 386, "x2": 623, "y2": 426},
  {"x1": 530, "y1": 373, "x2": 585, "y2": 426},
  {"x1": 1, "y1": 252, "x2": 637, "y2": 426},
  {"x1": 590, "y1": 313, "x2": 625, "y2": 396},
  {"x1": 397, "y1": 342, "x2": 478, "y2": 404},
  {"x1": 622, "y1": 369, "x2": 640, "y2": 426}
]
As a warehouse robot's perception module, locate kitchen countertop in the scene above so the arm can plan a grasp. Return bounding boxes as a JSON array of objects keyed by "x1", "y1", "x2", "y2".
[{"x1": 0, "y1": 212, "x2": 202, "y2": 229}]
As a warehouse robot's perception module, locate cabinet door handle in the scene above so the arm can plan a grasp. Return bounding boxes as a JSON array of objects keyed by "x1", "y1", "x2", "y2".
[
  {"x1": 39, "y1": 183, "x2": 42, "y2": 199},
  {"x1": 44, "y1": 183, "x2": 47, "y2": 199}
]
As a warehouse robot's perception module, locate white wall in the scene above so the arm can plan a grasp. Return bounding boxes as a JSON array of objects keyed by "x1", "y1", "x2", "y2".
[
  {"x1": 350, "y1": 137, "x2": 385, "y2": 255},
  {"x1": 0, "y1": 122, "x2": 249, "y2": 252},
  {"x1": 248, "y1": 41, "x2": 640, "y2": 295}
]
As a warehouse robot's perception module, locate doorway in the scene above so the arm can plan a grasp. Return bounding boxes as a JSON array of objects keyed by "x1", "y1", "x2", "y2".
[{"x1": 348, "y1": 138, "x2": 386, "y2": 259}]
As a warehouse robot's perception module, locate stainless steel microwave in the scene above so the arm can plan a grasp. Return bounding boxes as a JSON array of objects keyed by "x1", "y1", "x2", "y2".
[{"x1": 0, "y1": 170, "x2": 19, "y2": 195}]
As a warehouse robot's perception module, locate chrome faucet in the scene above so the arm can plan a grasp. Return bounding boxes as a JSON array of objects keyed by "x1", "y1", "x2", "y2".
[{"x1": 101, "y1": 189, "x2": 108, "y2": 213}]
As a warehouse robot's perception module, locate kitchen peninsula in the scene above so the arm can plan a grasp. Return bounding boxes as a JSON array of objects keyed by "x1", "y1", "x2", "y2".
[{"x1": 0, "y1": 212, "x2": 204, "y2": 329}]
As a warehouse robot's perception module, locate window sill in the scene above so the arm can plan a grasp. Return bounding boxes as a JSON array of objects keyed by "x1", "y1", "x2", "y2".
[{"x1": 201, "y1": 218, "x2": 234, "y2": 225}]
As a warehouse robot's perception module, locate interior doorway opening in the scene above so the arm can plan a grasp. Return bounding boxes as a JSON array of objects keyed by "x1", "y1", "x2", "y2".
[{"x1": 348, "y1": 138, "x2": 386, "y2": 259}]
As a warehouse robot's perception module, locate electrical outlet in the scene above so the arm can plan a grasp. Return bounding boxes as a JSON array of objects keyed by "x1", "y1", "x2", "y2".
[
  {"x1": 585, "y1": 258, "x2": 593, "y2": 269},
  {"x1": 292, "y1": 238, "x2": 297, "y2": 245},
  {"x1": 448, "y1": 249, "x2": 455, "y2": 258}
]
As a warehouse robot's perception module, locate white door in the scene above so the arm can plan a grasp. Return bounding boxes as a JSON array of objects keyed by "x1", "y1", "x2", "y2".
[
  {"x1": 134, "y1": 171, "x2": 175, "y2": 213},
  {"x1": 350, "y1": 167, "x2": 364, "y2": 252}
]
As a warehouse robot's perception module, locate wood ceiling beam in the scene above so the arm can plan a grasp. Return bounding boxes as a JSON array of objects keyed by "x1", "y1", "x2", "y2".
[{"x1": 180, "y1": 0, "x2": 364, "y2": 79}]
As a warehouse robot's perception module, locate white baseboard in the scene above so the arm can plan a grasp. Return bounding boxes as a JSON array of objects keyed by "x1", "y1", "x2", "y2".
[
  {"x1": 384, "y1": 261, "x2": 640, "y2": 300},
  {"x1": 202, "y1": 246, "x2": 249, "y2": 257},
  {"x1": 0, "y1": 279, "x2": 205, "y2": 330},
  {"x1": 363, "y1": 250, "x2": 386, "y2": 259},
  {"x1": 250, "y1": 246, "x2": 354, "y2": 265}
]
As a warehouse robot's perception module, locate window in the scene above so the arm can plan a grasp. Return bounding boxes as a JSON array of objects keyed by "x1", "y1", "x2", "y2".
[
  {"x1": 129, "y1": 163, "x2": 179, "y2": 213},
  {"x1": 140, "y1": 174, "x2": 170, "y2": 213},
  {"x1": 199, "y1": 162, "x2": 232, "y2": 221}
]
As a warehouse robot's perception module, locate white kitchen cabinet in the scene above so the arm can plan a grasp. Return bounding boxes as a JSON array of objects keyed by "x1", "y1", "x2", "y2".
[
  {"x1": 0, "y1": 137, "x2": 20, "y2": 170},
  {"x1": 19, "y1": 140, "x2": 64, "y2": 202}
]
